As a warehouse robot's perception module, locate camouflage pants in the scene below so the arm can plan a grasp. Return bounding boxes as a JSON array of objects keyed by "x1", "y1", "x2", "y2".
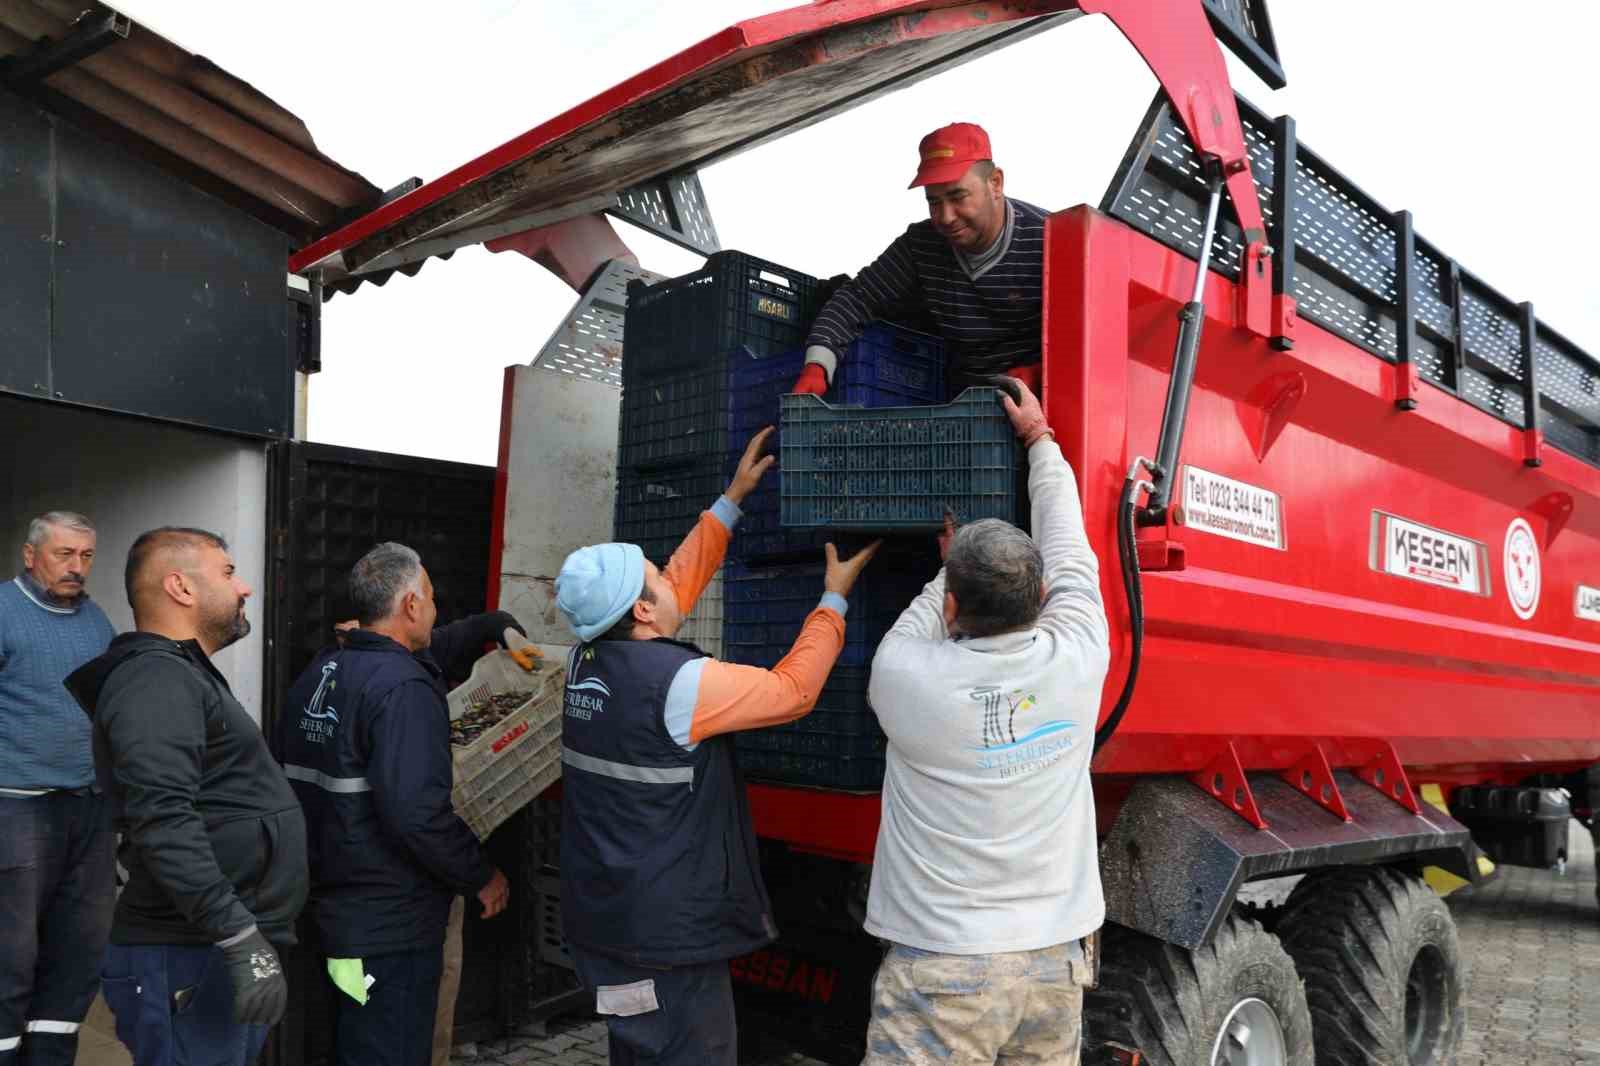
[{"x1": 861, "y1": 942, "x2": 1090, "y2": 1065}]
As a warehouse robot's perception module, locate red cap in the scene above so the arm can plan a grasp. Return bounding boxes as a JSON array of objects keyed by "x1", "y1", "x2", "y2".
[{"x1": 908, "y1": 122, "x2": 992, "y2": 189}]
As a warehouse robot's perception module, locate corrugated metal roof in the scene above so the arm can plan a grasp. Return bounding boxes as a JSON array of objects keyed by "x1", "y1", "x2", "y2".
[
  {"x1": 290, "y1": 0, "x2": 1082, "y2": 291},
  {"x1": 0, "y1": 0, "x2": 381, "y2": 241}
]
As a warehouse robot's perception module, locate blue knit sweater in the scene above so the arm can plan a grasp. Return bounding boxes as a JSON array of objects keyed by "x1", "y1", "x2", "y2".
[{"x1": 0, "y1": 574, "x2": 117, "y2": 790}]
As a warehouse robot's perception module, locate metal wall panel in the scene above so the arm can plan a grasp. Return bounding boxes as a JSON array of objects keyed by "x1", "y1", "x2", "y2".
[
  {"x1": 0, "y1": 92, "x2": 53, "y2": 397},
  {"x1": 52, "y1": 117, "x2": 292, "y2": 434}
]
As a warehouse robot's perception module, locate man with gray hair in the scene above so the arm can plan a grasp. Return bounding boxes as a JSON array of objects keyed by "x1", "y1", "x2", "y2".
[
  {"x1": 862, "y1": 380, "x2": 1111, "y2": 1065},
  {"x1": 0, "y1": 512, "x2": 115, "y2": 1066},
  {"x1": 278, "y1": 542, "x2": 509, "y2": 1066}
]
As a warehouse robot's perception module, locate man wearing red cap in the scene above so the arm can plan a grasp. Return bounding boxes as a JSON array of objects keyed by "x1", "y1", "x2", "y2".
[{"x1": 793, "y1": 122, "x2": 1048, "y2": 397}]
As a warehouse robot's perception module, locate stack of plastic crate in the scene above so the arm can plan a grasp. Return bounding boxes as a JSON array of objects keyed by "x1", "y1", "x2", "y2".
[
  {"x1": 722, "y1": 322, "x2": 947, "y2": 792},
  {"x1": 614, "y1": 251, "x2": 820, "y2": 562},
  {"x1": 614, "y1": 253, "x2": 820, "y2": 651}
]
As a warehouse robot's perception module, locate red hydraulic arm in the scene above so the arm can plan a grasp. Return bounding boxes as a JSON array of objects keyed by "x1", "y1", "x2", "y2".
[{"x1": 1082, "y1": 0, "x2": 1283, "y2": 343}]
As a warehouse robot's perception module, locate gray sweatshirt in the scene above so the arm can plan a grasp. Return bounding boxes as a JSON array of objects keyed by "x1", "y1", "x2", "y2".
[{"x1": 866, "y1": 438, "x2": 1110, "y2": 953}]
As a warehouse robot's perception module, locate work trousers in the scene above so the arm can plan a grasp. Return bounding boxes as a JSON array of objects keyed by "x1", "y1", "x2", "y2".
[
  {"x1": 430, "y1": 897, "x2": 465, "y2": 1066},
  {"x1": 100, "y1": 944, "x2": 268, "y2": 1066},
  {"x1": 0, "y1": 790, "x2": 115, "y2": 1066},
  {"x1": 861, "y1": 942, "x2": 1091, "y2": 1066},
  {"x1": 330, "y1": 947, "x2": 444, "y2": 1066},
  {"x1": 572, "y1": 947, "x2": 736, "y2": 1066}
]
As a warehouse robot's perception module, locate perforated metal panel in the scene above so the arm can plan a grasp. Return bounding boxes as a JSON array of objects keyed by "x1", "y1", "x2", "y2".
[
  {"x1": 531, "y1": 258, "x2": 665, "y2": 389},
  {"x1": 1103, "y1": 92, "x2": 1600, "y2": 467},
  {"x1": 611, "y1": 170, "x2": 721, "y2": 256}
]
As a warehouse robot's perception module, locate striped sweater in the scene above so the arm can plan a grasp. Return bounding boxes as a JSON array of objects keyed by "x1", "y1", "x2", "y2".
[{"x1": 805, "y1": 197, "x2": 1048, "y2": 390}]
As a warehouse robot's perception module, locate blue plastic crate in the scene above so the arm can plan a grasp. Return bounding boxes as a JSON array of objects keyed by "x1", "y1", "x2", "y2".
[
  {"x1": 622, "y1": 251, "x2": 818, "y2": 383},
  {"x1": 835, "y1": 324, "x2": 945, "y2": 406},
  {"x1": 779, "y1": 388, "x2": 1019, "y2": 530}
]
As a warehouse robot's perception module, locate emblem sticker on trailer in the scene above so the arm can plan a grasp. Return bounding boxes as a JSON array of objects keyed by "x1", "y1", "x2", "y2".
[
  {"x1": 1179, "y1": 467, "x2": 1284, "y2": 549},
  {"x1": 1370, "y1": 512, "x2": 1489, "y2": 596},
  {"x1": 1577, "y1": 585, "x2": 1600, "y2": 623},
  {"x1": 1503, "y1": 518, "x2": 1541, "y2": 620}
]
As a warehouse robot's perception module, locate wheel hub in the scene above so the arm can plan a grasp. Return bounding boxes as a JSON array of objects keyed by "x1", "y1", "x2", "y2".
[{"x1": 1211, "y1": 997, "x2": 1288, "y2": 1066}]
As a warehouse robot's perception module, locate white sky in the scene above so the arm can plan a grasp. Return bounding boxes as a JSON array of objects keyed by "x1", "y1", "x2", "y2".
[{"x1": 120, "y1": 1, "x2": 1600, "y2": 466}]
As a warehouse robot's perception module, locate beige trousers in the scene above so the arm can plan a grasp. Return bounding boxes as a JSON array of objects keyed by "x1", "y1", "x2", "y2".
[{"x1": 431, "y1": 896, "x2": 466, "y2": 1066}]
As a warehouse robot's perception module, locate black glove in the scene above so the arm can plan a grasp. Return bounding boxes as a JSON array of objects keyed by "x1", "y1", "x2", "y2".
[
  {"x1": 494, "y1": 611, "x2": 527, "y2": 646},
  {"x1": 217, "y1": 927, "x2": 287, "y2": 1026}
]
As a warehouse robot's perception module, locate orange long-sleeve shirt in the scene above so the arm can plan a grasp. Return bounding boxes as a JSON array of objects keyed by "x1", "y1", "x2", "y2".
[{"x1": 656, "y1": 499, "x2": 846, "y2": 747}]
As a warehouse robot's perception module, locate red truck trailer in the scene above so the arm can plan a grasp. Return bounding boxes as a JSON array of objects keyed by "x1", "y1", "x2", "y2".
[{"x1": 293, "y1": 3, "x2": 1600, "y2": 1062}]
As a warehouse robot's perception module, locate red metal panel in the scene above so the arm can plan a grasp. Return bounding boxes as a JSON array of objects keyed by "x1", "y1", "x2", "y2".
[
  {"x1": 748, "y1": 784, "x2": 881, "y2": 863},
  {"x1": 1079, "y1": 208, "x2": 1600, "y2": 782}
]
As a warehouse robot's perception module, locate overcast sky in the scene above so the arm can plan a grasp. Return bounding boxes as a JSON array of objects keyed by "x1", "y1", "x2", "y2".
[{"x1": 120, "y1": 1, "x2": 1600, "y2": 466}]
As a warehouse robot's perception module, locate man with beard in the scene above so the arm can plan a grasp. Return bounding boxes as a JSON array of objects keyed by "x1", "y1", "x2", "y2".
[
  {"x1": 0, "y1": 512, "x2": 116, "y2": 1066},
  {"x1": 65, "y1": 528, "x2": 302, "y2": 1066},
  {"x1": 278, "y1": 543, "x2": 508, "y2": 1066}
]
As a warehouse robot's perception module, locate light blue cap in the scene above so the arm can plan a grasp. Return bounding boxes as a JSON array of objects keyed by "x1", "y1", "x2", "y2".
[{"x1": 556, "y1": 543, "x2": 646, "y2": 642}]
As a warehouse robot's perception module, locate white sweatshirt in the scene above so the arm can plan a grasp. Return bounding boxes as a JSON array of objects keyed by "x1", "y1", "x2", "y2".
[{"x1": 865, "y1": 438, "x2": 1111, "y2": 954}]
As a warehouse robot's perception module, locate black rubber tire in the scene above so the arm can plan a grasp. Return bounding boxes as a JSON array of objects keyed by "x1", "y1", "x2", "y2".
[
  {"x1": 1590, "y1": 824, "x2": 1600, "y2": 913},
  {"x1": 1084, "y1": 914, "x2": 1315, "y2": 1066},
  {"x1": 1276, "y1": 867, "x2": 1464, "y2": 1066}
]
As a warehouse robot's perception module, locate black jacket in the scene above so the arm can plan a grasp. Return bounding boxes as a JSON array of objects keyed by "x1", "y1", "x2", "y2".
[
  {"x1": 278, "y1": 629, "x2": 492, "y2": 956},
  {"x1": 425, "y1": 611, "x2": 524, "y2": 686},
  {"x1": 66, "y1": 633, "x2": 307, "y2": 947}
]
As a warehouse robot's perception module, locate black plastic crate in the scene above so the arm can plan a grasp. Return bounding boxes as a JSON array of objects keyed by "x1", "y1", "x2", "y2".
[
  {"x1": 735, "y1": 747, "x2": 886, "y2": 792},
  {"x1": 737, "y1": 727, "x2": 885, "y2": 758},
  {"x1": 780, "y1": 387, "x2": 1019, "y2": 531},
  {"x1": 623, "y1": 251, "x2": 819, "y2": 383},
  {"x1": 618, "y1": 368, "x2": 731, "y2": 470},
  {"x1": 613, "y1": 463, "x2": 727, "y2": 565}
]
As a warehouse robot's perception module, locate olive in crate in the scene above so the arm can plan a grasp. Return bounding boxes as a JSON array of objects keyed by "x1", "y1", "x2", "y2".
[{"x1": 449, "y1": 690, "x2": 535, "y2": 747}]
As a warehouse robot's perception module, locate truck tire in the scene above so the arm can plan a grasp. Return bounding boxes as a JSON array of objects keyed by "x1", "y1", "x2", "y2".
[
  {"x1": 1084, "y1": 914, "x2": 1314, "y2": 1066},
  {"x1": 1275, "y1": 867, "x2": 1464, "y2": 1065}
]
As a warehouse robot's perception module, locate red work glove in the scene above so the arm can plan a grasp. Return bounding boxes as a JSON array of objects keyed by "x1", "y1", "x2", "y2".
[{"x1": 791, "y1": 364, "x2": 828, "y2": 396}]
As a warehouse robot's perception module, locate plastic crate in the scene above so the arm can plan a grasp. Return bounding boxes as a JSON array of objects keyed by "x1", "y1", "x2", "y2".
[
  {"x1": 736, "y1": 747, "x2": 886, "y2": 792},
  {"x1": 622, "y1": 251, "x2": 819, "y2": 383},
  {"x1": 726, "y1": 325, "x2": 945, "y2": 562},
  {"x1": 736, "y1": 727, "x2": 885, "y2": 758},
  {"x1": 619, "y1": 367, "x2": 729, "y2": 469},
  {"x1": 448, "y1": 650, "x2": 565, "y2": 840},
  {"x1": 614, "y1": 463, "x2": 727, "y2": 564},
  {"x1": 835, "y1": 324, "x2": 945, "y2": 406},
  {"x1": 722, "y1": 555, "x2": 935, "y2": 669},
  {"x1": 779, "y1": 387, "x2": 1019, "y2": 530},
  {"x1": 675, "y1": 564, "x2": 725, "y2": 658}
]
